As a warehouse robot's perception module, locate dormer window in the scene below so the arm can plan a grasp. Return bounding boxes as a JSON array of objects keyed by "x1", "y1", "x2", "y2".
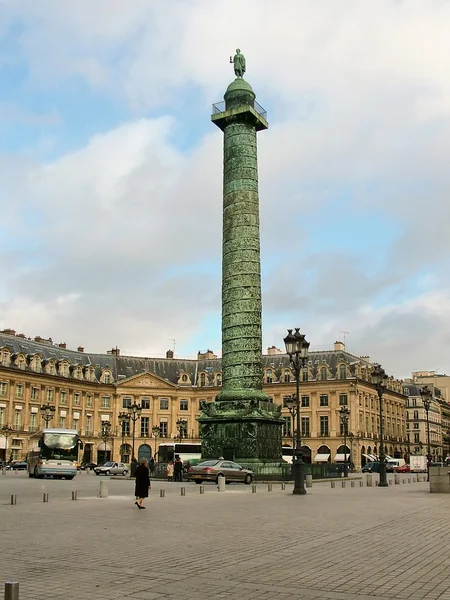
[
  {"x1": 283, "y1": 369, "x2": 291, "y2": 383},
  {"x1": 199, "y1": 373, "x2": 206, "y2": 387},
  {"x1": 339, "y1": 364, "x2": 347, "y2": 379},
  {"x1": 0, "y1": 349, "x2": 11, "y2": 366},
  {"x1": 101, "y1": 369, "x2": 112, "y2": 384},
  {"x1": 216, "y1": 373, "x2": 222, "y2": 386},
  {"x1": 265, "y1": 369, "x2": 273, "y2": 384},
  {"x1": 320, "y1": 367, "x2": 327, "y2": 381}
]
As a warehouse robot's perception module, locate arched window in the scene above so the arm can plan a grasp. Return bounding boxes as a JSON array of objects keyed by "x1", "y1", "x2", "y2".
[
  {"x1": 216, "y1": 373, "x2": 222, "y2": 386},
  {"x1": 339, "y1": 364, "x2": 347, "y2": 379},
  {"x1": 413, "y1": 410, "x2": 419, "y2": 420},
  {"x1": 266, "y1": 369, "x2": 273, "y2": 384},
  {"x1": 302, "y1": 369, "x2": 309, "y2": 382},
  {"x1": 199, "y1": 373, "x2": 206, "y2": 387},
  {"x1": 320, "y1": 367, "x2": 327, "y2": 381},
  {"x1": 284, "y1": 370, "x2": 291, "y2": 383}
]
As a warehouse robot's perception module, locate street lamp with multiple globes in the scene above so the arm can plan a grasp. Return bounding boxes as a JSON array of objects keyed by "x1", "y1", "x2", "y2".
[
  {"x1": 127, "y1": 401, "x2": 142, "y2": 474},
  {"x1": 283, "y1": 328, "x2": 310, "y2": 495},
  {"x1": 339, "y1": 406, "x2": 351, "y2": 478},
  {"x1": 176, "y1": 419, "x2": 187, "y2": 442},
  {"x1": 152, "y1": 425, "x2": 160, "y2": 460},
  {"x1": 420, "y1": 385, "x2": 433, "y2": 481},
  {"x1": 371, "y1": 364, "x2": 389, "y2": 487},
  {"x1": 118, "y1": 412, "x2": 130, "y2": 462},
  {"x1": 40, "y1": 403, "x2": 56, "y2": 427},
  {"x1": 1, "y1": 424, "x2": 13, "y2": 463},
  {"x1": 101, "y1": 420, "x2": 112, "y2": 463}
]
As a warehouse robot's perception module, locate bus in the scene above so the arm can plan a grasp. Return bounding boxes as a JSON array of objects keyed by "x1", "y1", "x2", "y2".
[
  {"x1": 282, "y1": 446, "x2": 294, "y2": 464},
  {"x1": 27, "y1": 428, "x2": 81, "y2": 480},
  {"x1": 157, "y1": 442, "x2": 202, "y2": 464}
]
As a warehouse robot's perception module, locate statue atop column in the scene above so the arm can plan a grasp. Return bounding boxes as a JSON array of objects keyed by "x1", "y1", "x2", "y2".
[{"x1": 230, "y1": 49, "x2": 246, "y2": 78}]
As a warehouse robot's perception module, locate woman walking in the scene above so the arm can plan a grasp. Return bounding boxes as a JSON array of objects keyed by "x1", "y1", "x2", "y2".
[{"x1": 134, "y1": 457, "x2": 151, "y2": 509}]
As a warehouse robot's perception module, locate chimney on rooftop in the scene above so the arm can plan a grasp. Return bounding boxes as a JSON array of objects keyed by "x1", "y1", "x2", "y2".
[
  {"x1": 1, "y1": 329, "x2": 16, "y2": 336},
  {"x1": 77, "y1": 346, "x2": 84, "y2": 353},
  {"x1": 166, "y1": 349, "x2": 174, "y2": 359},
  {"x1": 58, "y1": 343, "x2": 66, "y2": 349},
  {"x1": 108, "y1": 347, "x2": 120, "y2": 356},
  {"x1": 334, "y1": 341, "x2": 345, "y2": 351}
]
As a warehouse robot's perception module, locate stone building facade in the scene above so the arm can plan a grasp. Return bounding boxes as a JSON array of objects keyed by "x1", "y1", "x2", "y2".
[{"x1": 0, "y1": 331, "x2": 408, "y2": 468}]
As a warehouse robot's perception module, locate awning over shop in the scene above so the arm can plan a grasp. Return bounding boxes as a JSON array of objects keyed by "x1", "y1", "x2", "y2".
[
  {"x1": 362, "y1": 453, "x2": 377, "y2": 461},
  {"x1": 334, "y1": 453, "x2": 350, "y2": 462},
  {"x1": 314, "y1": 453, "x2": 330, "y2": 462}
]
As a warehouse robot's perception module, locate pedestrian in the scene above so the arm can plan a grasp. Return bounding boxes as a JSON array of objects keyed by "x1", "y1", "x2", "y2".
[
  {"x1": 149, "y1": 457, "x2": 155, "y2": 476},
  {"x1": 134, "y1": 457, "x2": 151, "y2": 509},
  {"x1": 167, "y1": 459, "x2": 174, "y2": 482},
  {"x1": 174, "y1": 456, "x2": 183, "y2": 482}
]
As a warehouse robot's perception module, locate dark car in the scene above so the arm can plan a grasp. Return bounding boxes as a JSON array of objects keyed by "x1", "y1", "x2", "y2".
[
  {"x1": 80, "y1": 462, "x2": 97, "y2": 471},
  {"x1": 362, "y1": 461, "x2": 395, "y2": 473},
  {"x1": 7, "y1": 461, "x2": 27, "y2": 471}
]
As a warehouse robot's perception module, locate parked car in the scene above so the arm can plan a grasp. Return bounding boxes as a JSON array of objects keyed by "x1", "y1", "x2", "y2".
[
  {"x1": 183, "y1": 458, "x2": 203, "y2": 473},
  {"x1": 80, "y1": 462, "x2": 97, "y2": 471},
  {"x1": 362, "y1": 462, "x2": 395, "y2": 474},
  {"x1": 188, "y1": 459, "x2": 253, "y2": 484},
  {"x1": 94, "y1": 461, "x2": 128, "y2": 476},
  {"x1": 395, "y1": 464, "x2": 411, "y2": 473},
  {"x1": 6, "y1": 461, "x2": 27, "y2": 471}
]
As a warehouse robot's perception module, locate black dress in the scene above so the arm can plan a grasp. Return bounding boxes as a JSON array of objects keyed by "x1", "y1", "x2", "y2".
[{"x1": 134, "y1": 464, "x2": 150, "y2": 498}]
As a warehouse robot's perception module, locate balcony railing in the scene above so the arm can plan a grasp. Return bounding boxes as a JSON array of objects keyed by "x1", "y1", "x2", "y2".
[{"x1": 212, "y1": 100, "x2": 267, "y2": 121}]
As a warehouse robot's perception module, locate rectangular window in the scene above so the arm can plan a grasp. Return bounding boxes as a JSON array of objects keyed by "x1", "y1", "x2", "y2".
[
  {"x1": 86, "y1": 395, "x2": 93, "y2": 408},
  {"x1": 141, "y1": 398, "x2": 150, "y2": 409},
  {"x1": 339, "y1": 394, "x2": 348, "y2": 406},
  {"x1": 0, "y1": 382, "x2": 7, "y2": 396},
  {"x1": 72, "y1": 417, "x2": 79, "y2": 430},
  {"x1": 301, "y1": 417, "x2": 310, "y2": 437},
  {"x1": 46, "y1": 389, "x2": 54, "y2": 402},
  {"x1": 141, "y1": 417, "x2": 149, "y2": 437},
  {"x1": 282, "y1": 396, "x2": 292, "y2": 408},
  {"x1": 101, "y1": 396, "x2": 111, "y2": 409},
  {"x1": 121, "y1": 420, "x2": 130, "y2": 436},
  {"x1": 302, "y1": 369, "x2": 309, "y2": 382},
  {"x1": 29, "y1": 413, "x2": 37, "y2": 431},
  {"x1": 301, "y1": 395, "x2": 310, "y2": 408},
  {"x1": 282, "y1": 416, "x2": 291, "y2": 436},
  {"x1": 180, "y1": 399, "x2": 189, "y2": 411},
  {"x1": 15, "y1": 384, "x2": 23, "y2": 398},
  {"x1": 320, "y1": 416, "x2": 329, "y2": 436},
  {"x1": 73, "y1": 393, "x2": 81, "y2": 406},
  {"x1": 414, "y1": 433, "x2": 420, "y2": 443},
  {"x1": 14, "y1": 410, "x2": 21, "y2": 429},
  {"x1": 59, "y1": 416, "x2": 66, "y2": 428},
  {"x1": 122, "y1": 397, "x2": 131, "y2": 409},
  {"x1": 85, "y1": 417, "x2": 92, "y2": 434},
  {"x1": 31, "y1": 387, "x2": 39, "y2": 401},
  {"x1": 0, "y1": 408, "x2": 4, "y2": 426},
  {"x1": 60, "y1": 391, "x2": 67, "y2": 405},
  {"x1": 319, "y1": 395, "x2": 328, "y2": 407},
  {"x1": 160, "y1": 398, "x2": 169, "y2": 410},
  {"x1": 413, "y1": 423, "x2": 419, "y2": 429},
  {"x1": 159, "y1": 421, "x2": 168, "y2": 437}
]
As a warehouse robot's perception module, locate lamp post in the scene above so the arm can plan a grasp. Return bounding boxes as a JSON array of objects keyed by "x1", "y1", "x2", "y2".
[
  {"x1": 176, "y1": 419, "x2": 187, "y2": 443},
  {"x1": 118, "y1": 412, "x2": 130, "y2": 462},
  {"x1": 286, "y1": 398, "x2": 297, "y2": 457},
  {"x1": 127, "y1": 401, "x2": 142, "y2": 462},
  {"x1": 420, "y1": 385, "x2": 432, "y2": 481},
  {"x1": 101, "y1": 420, "x2": 111, "y2": 463},
  {"x1": 283, "y1": 328, "x2": 310, "y2": 495},
  {"x1": 152, "y1": 425, "x2": 160, "y2": 461},
  {"x1": 1, "y1": 425, "x2": 13, "y2": 463},
  {"x1": 40, "y1": 403, "x2": 56, "y2": 427},
  {"x1": 371, "y1": 364, "x2": 389, "y2": 487},
  {"x1": 339, "y1": 406, "x2": 351, "y2": 477}
]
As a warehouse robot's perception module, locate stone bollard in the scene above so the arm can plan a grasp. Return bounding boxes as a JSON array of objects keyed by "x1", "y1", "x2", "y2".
[
  {"x1": 72, "y1": 491, "x2": 78, "y2": 501},
  {"x1": 10, "y1": 495, "x2": 16, "y2": 505},
  {"x1": 4, "y1": 582, "x2": 19, "y2": 600},
  {"x1": 267, "y1": 483, "x2": 273, "y2": 492},
  {"x1": 199, "y1": 486, "x2": 205, "y2": 495},
  {"x1": 42, "y1": 493, "x2": 49, "y2": 503},
  {"x1": 14, "y1": 470, "x2": 18, "y2": 476},
  {"x1": 180, "y1": 487, "x2": 186, "y2": 496},
  {"x1": 341, "y1": 481, "x2": 346, "y2": 488},
  {"x1": 394, "y1": 474, "x2": 400, "y2": 484},
  {"x1": 375, "y1": 481, "x2": 379, "y2": 486},
  {"x1": 402, "y1": 478, "x2": 406, "y2": 484},
  {"x1": 99, "y1": 480, "x2": 108, "y2": 498},
  {"x1": 252, "y1": 484, "x2": 257, "y2": 493},
  {"x1": 218, "y1": 477, "x2": 226, "y2": 492},
  {"x1": 306, "y1": 475, "x2": 313, "y2": 488},
  {"x1": 408, "y1": 477, "x2": 411, "y2": 484},
  {"x1": 160, "y1": 489, "x2": 165, "y2": 498},
  {"x1": 359, "y1": 480, "x2": 364, "y2": 487},
  {"x1": 389, "y1": 479, "x2": 393, "y2": 485},
  {"x1": 366, "y1": 475, "x2": 373, "y2": 487},
  {"x1": 281, "y1": 483, "x2": 286, "y2": 490},
  {"x1": 351, "y1": 480, "x2": 355, "y2": 488},
  {"x1": 331, "y1": 481, "x2": 336, "y2": 488},
  {"x1": 2, "y1": 467, "x2": 6, "y2": 475}
]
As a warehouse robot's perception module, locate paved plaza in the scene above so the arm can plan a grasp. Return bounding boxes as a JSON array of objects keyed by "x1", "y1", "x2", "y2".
[{"x1": 1, "y1": 472, "x2": 449, "y2": 600}]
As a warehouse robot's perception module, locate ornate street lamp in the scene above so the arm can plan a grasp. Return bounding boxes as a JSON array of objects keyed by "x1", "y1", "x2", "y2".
[
  {"x1": 176, "y1": 419, "x2": 187, "y2": 442},
  {"x1": 40, "y1": 403, "x2": 56, "y2": 427},
  {"x1": 127, "y1": 401, "x2": 142, "y2": 475},
  {"x1": 371, "y1": 364, "x2": 389, "y2": 487},
  {"x1": 420, "y1": 385, "x2": 433, "y2": 481},
  {"x1": 118, "y1": 412, "x2": 130, "y2": 462},
  {"x1": 152, "y1": 425, "x2": 160, "y2": 461},
  {"x1": 286, "y1": 396, "x2": 297, "y2": 457},
  {"x1": 339, "y1": 406, "x2": 351, "y2": 478},
  {"x1": 100, "y1": 420, "x2": 112, "y2": 463},
  {"x1": 1, "y1": 425, "x2": 13, "y2": 463},
  {"x1": 283, "y1": 328, "x2": 310, "y2": 495}
]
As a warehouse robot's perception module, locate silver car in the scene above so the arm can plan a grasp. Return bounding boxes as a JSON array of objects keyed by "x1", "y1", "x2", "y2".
[
  {"x1": 94, "y1": 461, "x2": 128, "y2": 476},
  {"x1": 188, "y1": 459, "x2": 253, "y2": 484}
]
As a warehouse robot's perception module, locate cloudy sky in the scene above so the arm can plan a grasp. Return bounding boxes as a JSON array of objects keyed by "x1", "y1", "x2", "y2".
[{"x1": 1, "y1": 0, "x2": 450, "y2": 379}]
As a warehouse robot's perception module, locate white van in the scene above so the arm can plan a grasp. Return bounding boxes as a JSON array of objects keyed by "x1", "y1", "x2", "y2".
[{"x1": 386, "y1": 458, "x2": 405, "y2": 469}]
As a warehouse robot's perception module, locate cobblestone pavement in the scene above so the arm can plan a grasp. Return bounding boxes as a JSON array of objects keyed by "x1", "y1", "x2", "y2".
[{"x1": 1, "y1": 472, "x2": 449, "y2": 600}]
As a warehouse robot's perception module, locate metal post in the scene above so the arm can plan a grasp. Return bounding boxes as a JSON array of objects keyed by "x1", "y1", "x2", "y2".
[
  {"x1": 378, "y1": 390, "x2": 388, "y2": 487},
  {"x1": 425, "y1": 404, "x2": 431, "y2": 481},
  {"x1": 4, "y1": 582, "x2": 19, "y2": 600},
  {"x1": 160, "y1": 489, "x2": 165, "y2": 498}
]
